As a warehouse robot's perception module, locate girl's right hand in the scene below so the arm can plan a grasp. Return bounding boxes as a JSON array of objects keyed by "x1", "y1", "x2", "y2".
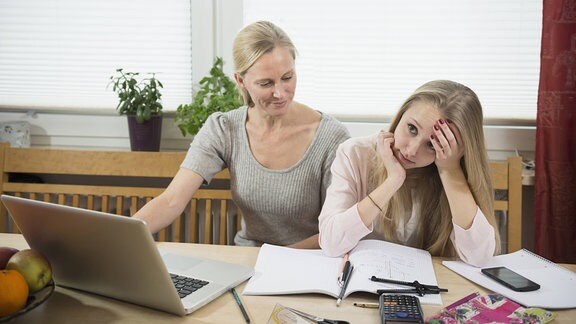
[{"x1": 376, "y1": 131, "x2": 406, "y2": 191}]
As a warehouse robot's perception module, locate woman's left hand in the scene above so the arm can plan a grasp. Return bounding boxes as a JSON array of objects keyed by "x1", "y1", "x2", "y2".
[{"x1": 431, "y1": 119, "x2": 464, "y2": 171}]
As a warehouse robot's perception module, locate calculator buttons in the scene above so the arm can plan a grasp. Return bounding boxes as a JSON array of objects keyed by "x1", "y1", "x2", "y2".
[{"x1": 380, "y1": 294, "x2": 424, "y2": 324}]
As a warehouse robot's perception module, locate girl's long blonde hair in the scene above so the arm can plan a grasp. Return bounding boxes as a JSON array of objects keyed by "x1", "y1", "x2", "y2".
[{"x1": 368, "y1": 80, "x2": 500, "y2": 257}]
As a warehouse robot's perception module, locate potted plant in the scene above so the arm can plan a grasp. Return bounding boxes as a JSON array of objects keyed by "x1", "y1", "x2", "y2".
[
  {"x1": 175, "y1": 57, "x2": 241, "y2": 136},
  {"x1": 109, "y1": 68, "x2": 163, "y2": 151}
]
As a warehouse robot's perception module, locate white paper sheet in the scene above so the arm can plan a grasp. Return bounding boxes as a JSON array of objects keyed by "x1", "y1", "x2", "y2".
[{"x1": 443, "y1": 249, "x2": 576, "y2": 309}]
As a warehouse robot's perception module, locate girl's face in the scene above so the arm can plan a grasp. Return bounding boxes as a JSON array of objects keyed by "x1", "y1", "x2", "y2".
[
  {"x1": 393, "y1": 101, "x2": 442, "y2": 169},
  {"x1": 235, "y1": 46, "x2": 297, "y2": 117}
]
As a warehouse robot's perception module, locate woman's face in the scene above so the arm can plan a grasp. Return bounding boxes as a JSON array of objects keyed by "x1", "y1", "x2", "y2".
[
  {"x1": 393, "y1": 101, "x2": 442, "y2": 169},
  {"x1": 235, "y1": 46, "x2": 297, "y2": 117}
]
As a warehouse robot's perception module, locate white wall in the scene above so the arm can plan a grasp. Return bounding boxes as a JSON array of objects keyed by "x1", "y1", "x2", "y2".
[{"x1": 191, "y1": 0, "x2": 243, "y2": 82}]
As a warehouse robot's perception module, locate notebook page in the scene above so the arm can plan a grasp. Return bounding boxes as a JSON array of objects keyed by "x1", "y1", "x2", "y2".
[
  {"x1": 243, "y1": 244, "x2": 341, "y2": 297},
  {"x1": 349, "y1": 240, "x2": 442, "y2": 305}
]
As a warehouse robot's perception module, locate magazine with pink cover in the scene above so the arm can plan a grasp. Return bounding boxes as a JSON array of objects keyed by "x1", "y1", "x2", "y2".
[{"x1": 426, "y1": 292, "x2": 556, "y2": 324}]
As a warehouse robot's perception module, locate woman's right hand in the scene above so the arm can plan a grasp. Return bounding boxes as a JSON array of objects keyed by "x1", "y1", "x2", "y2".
[{"x1": 376, "y1": 131, "x2": 406, "y2": 191}]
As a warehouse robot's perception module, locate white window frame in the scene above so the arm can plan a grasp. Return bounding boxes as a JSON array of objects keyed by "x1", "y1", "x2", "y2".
[{"x1": 243, "y1": 0, "x2": 543, "y2": 125}]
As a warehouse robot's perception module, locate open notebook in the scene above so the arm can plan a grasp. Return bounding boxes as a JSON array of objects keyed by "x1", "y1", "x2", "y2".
[
  {"x1": 244, "y1": 239, "x2": 443, "y2": 305},
  {"x1": 2, "y1": 195, "x2": 254, "y2": 316}
]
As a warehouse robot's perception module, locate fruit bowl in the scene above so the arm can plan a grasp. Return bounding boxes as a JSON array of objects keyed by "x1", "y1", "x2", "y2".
[{"x1": 0, "y1": 280, "x2": 55, "y2": 323}]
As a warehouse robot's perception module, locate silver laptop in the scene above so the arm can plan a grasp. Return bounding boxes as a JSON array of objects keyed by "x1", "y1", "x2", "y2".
[{"x1": 1, "y1": 195, "x2": 254, "y2": 316}]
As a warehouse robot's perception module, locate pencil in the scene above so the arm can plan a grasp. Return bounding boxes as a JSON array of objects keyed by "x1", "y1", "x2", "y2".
[
  {"x1": 353, "y1": 302, "x2": 379, "y2": 309},
  {"x1": 231, "y1": 288, "x2": 250, "y2": 323},
  {"x1": 336, "y1": 264, "x2": 354, "y2": 306}
]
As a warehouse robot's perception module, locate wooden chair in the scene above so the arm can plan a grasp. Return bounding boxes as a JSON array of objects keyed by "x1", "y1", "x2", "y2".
[
  {"x1": 0, "y1": 142, "x2": 241, "y2": 245},
  {"x1": 490, "y1": 156, "x2": 523, "y2": 253},
  {"x1": 0, "y1": 143, "x2": 523, "y2": 251}
]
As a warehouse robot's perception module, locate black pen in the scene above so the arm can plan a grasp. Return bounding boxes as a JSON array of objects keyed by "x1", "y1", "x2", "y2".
[
  {"x1": 339, "y1": 260, "x2": 350, "y2": 285},
  {"x1": 231, "y1": 288, "x2": 250, "y2": 323},
  {"x1": 336, "y1": 264, "x2": 354, "y2": 306},
  {"x1": 337, "y1": 254, "x2": 350, "y2": 284}
]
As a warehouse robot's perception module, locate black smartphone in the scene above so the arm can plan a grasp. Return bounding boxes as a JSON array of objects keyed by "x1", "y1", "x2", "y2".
[{"x1": 481, "y1": 267, "x2": 540, "y2": 292}]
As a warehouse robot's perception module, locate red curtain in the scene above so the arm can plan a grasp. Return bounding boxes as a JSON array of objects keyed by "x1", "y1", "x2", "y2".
[{"x1": 535, "y1": 0, "x2": 576, "y2": 263}]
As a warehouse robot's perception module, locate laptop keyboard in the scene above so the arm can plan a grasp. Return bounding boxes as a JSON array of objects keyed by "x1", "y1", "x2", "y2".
[{"x1": 170, "y1": 273, "x2": 210, "y2": 299}]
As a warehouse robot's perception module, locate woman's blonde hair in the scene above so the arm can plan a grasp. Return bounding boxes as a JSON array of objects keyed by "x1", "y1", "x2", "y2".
[
  {"x1": 368, "y1": 80, "x2": 500, "y2": 257},
  {"x1": 232, "y1": 21, "x2": 297, "y2": 107}
]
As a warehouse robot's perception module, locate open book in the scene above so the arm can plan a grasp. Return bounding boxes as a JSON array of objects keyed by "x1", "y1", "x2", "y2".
[
  {"x1": 243, "y1": 239, "x2": 443, "y2": 305},
  {"x1": 443, "y1": 249, "x2": 576, "y2": 309}
]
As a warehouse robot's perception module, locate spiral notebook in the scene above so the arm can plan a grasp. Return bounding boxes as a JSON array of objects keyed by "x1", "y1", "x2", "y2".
[{"x1": 443, "y1": 249, "x2": 576, "y2": 309}]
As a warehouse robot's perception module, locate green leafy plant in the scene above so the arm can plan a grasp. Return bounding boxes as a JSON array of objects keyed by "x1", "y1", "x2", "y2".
[
  {"x1": 109, "y1": 69, "x2": 163, "y2": 123},
  {"x1": 175, "y1": 57, "x2": 241, "y2": 136}
]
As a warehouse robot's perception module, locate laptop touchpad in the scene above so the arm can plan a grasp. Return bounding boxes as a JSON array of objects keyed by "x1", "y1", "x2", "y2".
[{"x1": 161, "y1": 253, "x2": 203, "y2": 271}]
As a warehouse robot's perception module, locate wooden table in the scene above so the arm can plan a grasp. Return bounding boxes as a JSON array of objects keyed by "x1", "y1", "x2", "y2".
[{"x1": 2, "y1": 233, "x2": 575, "y2": 323}]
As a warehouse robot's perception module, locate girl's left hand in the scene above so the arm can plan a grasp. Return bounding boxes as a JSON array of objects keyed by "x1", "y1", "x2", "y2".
[{"x1": 431, "y1": 119, "x2": 464, "y2": 170}]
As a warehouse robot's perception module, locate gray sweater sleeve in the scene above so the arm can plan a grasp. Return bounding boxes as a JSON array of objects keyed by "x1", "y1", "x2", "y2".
[{"x1": 180, "y1": 112, "x2": 230, "y2": 183}]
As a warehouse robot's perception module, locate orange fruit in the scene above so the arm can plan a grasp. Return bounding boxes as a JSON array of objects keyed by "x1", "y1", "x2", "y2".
[{"x1": 0, "y1": 269, "x2": 29, "y2": 317}]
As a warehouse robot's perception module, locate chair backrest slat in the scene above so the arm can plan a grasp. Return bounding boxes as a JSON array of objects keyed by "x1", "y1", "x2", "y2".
[
  {"x1": 489, "y1": 157, "x2": 523, "y2": 253},
  {"x1": 0, "y1": 143, "x2": 238, "y2": 245}
]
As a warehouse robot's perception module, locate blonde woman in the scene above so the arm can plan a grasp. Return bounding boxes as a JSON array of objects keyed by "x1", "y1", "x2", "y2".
[
  {"x1": 135, "y1": 21, "x2": 349, "y2": 248},
  {"x1": 318, "y1": 80, "x2": 498, "y2": 266}
]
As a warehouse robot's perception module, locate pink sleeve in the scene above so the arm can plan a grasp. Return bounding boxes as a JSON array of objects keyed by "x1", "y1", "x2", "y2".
[
  {"x1": 450, "y1": 207, "x2": 496, "y2": 267},
  {"x1": 319, "y1": 139, "x2": 373, "y2": 257}
]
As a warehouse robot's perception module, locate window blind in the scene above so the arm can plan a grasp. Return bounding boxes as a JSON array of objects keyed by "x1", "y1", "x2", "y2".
[
  {"x1": 243, "y1": 0, "x2": 542, "y2": 123},
  {"x1": 0, "y1": 0, "x2": 192, "y2": 112}
]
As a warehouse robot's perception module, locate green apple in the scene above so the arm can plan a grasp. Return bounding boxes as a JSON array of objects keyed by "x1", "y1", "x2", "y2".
[
  {"x1": 0, "y1": 246, "x2": 19, "y2": 269},
  {"x1": 6, "y1": 249, "x2": 52, "y2": 293}
]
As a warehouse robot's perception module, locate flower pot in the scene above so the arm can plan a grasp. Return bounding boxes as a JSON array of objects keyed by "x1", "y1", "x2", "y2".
[{"x1": 127, "y1": 115, "x2": 162, "y2": 151}]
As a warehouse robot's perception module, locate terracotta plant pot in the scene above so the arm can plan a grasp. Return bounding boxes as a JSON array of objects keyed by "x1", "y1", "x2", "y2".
[{"x1": 127, "y1": 115, "x2": 162, "y2": 151}]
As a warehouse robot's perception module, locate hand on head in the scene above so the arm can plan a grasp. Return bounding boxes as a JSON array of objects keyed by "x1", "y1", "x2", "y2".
[
  {"x1": 430, "y1": 119, "x2": 464, "y2": 170},
  {"x1": 377, "y1": 130, "x2": 406, "y2": 189}
]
